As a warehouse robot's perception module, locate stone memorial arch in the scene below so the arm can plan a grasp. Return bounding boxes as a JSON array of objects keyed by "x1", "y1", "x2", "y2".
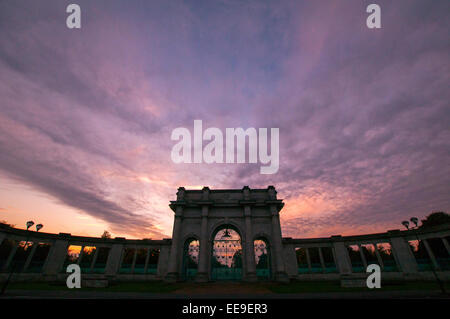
[
  {"x1": 165, "y1": 186, "x2": 289, "y2": 282},
  {"x1": 1, "y1": 186, "x2": 449, "y2": 285}
]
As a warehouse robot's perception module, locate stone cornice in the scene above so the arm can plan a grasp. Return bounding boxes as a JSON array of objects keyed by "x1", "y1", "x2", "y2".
[{"x1": 282, "y1": 224, "x2": 450, "y2": 245}]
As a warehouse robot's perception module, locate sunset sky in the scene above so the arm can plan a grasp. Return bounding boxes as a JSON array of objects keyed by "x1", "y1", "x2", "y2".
[{"x1": 0, "y1": 0, "x2": 449, "y2": 240}]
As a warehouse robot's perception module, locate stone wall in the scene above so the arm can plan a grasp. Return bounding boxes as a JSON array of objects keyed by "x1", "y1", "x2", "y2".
[
  {"x1": 283, "y1": 224, "x2": 450, "y2": 282},
  {"x1": 1, "y1": 186, "x2": 449, "y2": 283}
]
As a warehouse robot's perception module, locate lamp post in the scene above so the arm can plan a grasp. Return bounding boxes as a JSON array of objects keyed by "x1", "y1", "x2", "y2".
[
  {"x1": 0, "y1": 221, "x2": 43, "y2": 295},
  {"x1": 402, "y1": 217, "x2": 446, "y2": 294}
]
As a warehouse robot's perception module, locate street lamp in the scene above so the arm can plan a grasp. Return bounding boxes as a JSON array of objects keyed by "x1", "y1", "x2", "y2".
[
  {"x1": 401, "y1": 220, "x2": 410, "y2": 229},
  {"x1": 0, "y1": 221, "x2": 44, "y2": 295},
  {"x1": 402, "y1": 217, "x2": 446, "y2": 294}
]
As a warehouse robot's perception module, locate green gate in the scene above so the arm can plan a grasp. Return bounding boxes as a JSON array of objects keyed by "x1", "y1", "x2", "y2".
[
  {"x1": 255, "y1": 239, "x2": 271, "y2": 280},
  {"x1": 211, "y1": 228, "x2": 242, "y2": 281},
  {"x1": 182, "y1": 239, "x2": 199, "y2": 281}
]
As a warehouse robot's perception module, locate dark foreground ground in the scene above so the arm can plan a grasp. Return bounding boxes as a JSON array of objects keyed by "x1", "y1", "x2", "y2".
[{"x1": 1, "y1": 280, "x2": 450, "y2": 299}]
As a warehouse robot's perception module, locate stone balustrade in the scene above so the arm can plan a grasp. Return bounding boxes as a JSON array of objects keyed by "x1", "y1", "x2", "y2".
[
  {"x1": 0, "y1": 223, "x2": 171, "y2": 282},
  {"x1": 1, "y1": 206, "x2": 449, "y2": 284},
  {"x1": 282, "y1": 224, "x2": 450, "y2": 281}
]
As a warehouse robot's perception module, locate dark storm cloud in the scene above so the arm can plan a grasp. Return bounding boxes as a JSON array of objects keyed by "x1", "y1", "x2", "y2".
[
  {"x1": 227, "y1": 0, "x2": 450, "y2": 236},
  {"x1": 0, "y1": 0, "x2": 448, "y2": 238}
]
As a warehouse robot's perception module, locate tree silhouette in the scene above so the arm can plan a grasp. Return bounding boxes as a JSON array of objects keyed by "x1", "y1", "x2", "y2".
[
  {"x1": 231, "y1": 249, "x2": 242, "y2": 268},
  {"x1": 407, "y1": 212, "x2": 450, "y2": 269},
  {"x1": 0, "y1": 220, "x2": 15, "y2": 228},
  {"x1": 295, "y1": 248, "x2": 307, "y2": 265},
  {"x1": 101, "y1": 230, "x2": 112, "y2": 239},
  {"x1": 212, "y1": 255, "x2": 226, "y2": 268},
  {"x1": 419, "y1": 212, "x2": 450, "y2": 229},
  {"x1": 186, "y1": 254, "x2": 198, "y2": 267},
  {"x1": 256, "y1": 253, "x2": 268, "y2": 269}
]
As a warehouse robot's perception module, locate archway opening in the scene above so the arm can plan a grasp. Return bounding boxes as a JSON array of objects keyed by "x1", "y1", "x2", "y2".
[
  {"x1": 254, "y1": 239, "x2": 271, "y2": 280},
  {"x1": 211, "y1": 226, "x2": 242, "y2": 281},
  {"x1": 182, "y1": 238, "x2": 199, "y2": 281}
]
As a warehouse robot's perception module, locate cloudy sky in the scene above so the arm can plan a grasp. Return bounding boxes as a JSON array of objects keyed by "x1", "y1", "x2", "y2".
[{"x1": 0, "y1": 0, "x2": 449, "y2": 239}]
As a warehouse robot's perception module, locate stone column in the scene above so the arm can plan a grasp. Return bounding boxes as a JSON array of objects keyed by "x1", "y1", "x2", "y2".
[
  {"x1": 2, "y1": 241, "x2": 18, "y2": 271},
  {"x1": 318, "y1": 247, "x2": 326, "y2": 272},
  {"x1": 157, "y1": 244, "x2": 171, "y2": 277},
  {"x1": 23, "y1": 242, "x2": 38, "y2": 272},
  {"x1": 358, "y1": 244, "x2": 367, "y2": 269},
  {"x1": 130, "y1": 249, "x2": 138, "y2": 274},
  {"x1": 331, "y1": 245, "x2": 338, "y2": 271},
  {"x1": 77, "y1": 246, "x2": 85, "y2": 265},
  {"x1": 442, "y1": 237, "x2": 450, "y2": 255},
  {"x1": 282, "y1": 243, "x2": 298, "y2": 278},
  {"x1": 374, "y1": 245, "x2": 384, "y2": 269},
  {"x1": 389, "y1": 234, "x2": 418, "y2": 273},
  {"x1": 165, "y1": 205, "x2": 183, "y2": 282},
  {"x1": 305, "y1": 248, "x2": 312, "y2": 271},
  {"x1": 144, "y1": 248, "x2": 151, "y2": 273},
  {"x1": 104, "y1": 240, "x2": 125, "y2": 276},
  {"x1": 43, "y1": 237, "x2": 69, "y2": 275},
  {"x1": 244, "y1": 205, "x2": 257, "y2": 281},
  {"x1": 89, "y1": 248, "x2": 99, "y2": 273},
  {"x1": 331, "y1": 238, "x2": 352, "y2": 274},
  {"x1": 196, "y1": 205, "x2": 209, "y2": 282},
  {"x1": 0, "y1": 233, "x2": 6, "y2": 246},
  {"x1": 270, "y1": 205, "x2": 289, "y2": 282},
  {"x1": 423, "y1": 239, "x2": 440, "y2": 270}
]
